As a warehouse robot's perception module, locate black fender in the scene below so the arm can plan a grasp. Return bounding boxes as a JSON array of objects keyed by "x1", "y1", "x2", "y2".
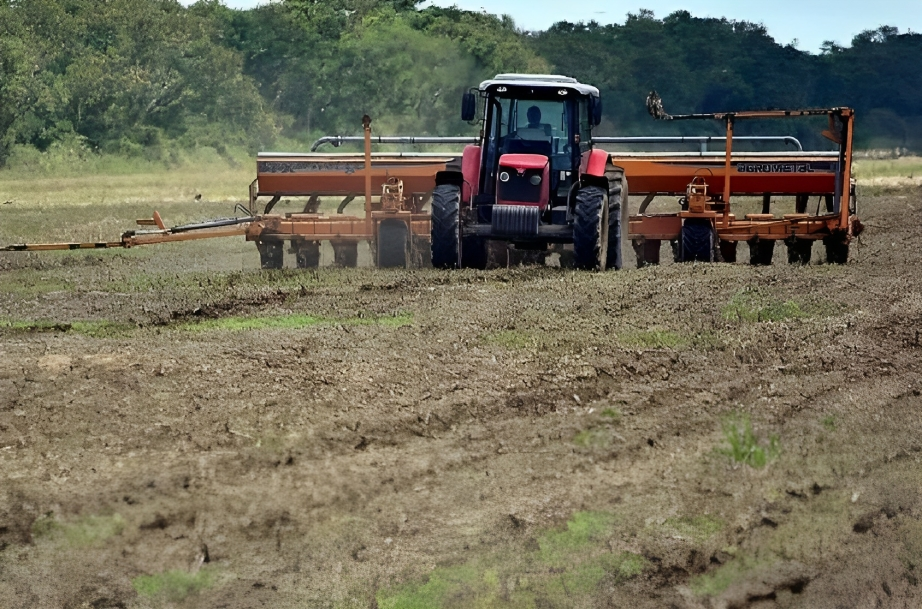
[{"x1": 435, "y1": 170, "x2": 464, "y2": 188}]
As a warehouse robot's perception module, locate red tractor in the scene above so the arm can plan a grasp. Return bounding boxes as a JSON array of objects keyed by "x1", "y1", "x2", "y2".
[{"x1": 430, "y1": 74, "x2": 626, "y2": 270}]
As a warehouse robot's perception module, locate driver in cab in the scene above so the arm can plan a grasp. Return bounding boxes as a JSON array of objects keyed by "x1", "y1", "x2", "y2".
[{"x1": 520, "y1": 105, "x2": 552, "y2": 139}]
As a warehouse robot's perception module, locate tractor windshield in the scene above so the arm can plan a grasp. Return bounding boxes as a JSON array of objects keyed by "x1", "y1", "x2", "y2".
[
  {"x1": 494, "y1": 98, "x2": 570, "y2": 149},
  {"x1": 481, "y1": 93, "x2": 580, "y2": 200}
]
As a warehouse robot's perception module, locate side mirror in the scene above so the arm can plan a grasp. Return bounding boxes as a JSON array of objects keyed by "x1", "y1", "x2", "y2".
[
  {"x1": 590, "y1": 96, "x2": 603, "y2": 126},
  {"x1": 461, "y1": 92, "x2": 477, "y2": 122}
]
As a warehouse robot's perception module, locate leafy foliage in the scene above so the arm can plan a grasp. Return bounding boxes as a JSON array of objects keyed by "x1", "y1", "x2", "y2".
[
  {"x1": 0, "y1": 1, "x2": 920, "y2": 167},
  {"x1": 3, "y1": 0, "x2": 276, "y2": 160},
  {"x1": 532, "y1": 13, "x2": 922, "y2": 148}
]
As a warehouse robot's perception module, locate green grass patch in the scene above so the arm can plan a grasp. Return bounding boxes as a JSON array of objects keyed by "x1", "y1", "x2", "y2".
[
  {"x1": 1, "y1": 319, "x2": 136, "y2": 338},
  {"x1": 180, "y1": 312, "x2": 412, "y2": 332},
  {"x1": 537, "y1": 511, "x2": 615, "y2": 567},
  {"x1": 480, "y1": 329, "x2": 536, "y2": 349},
  {"x1": 132, "y1": 567, "x2": 217, "y2": 602},
  {"x1": 722, "y1": 289, "x2": 806, "y2": 323},
  {"x1": 718, "y1": 414, "x2": 780, "y2": 468},
  {"x1": 378, "y1": 562, "x2": 507, "y2": 609},
  {"x1": 32, "y1": 513, "x2": 125, "y2": 546},
  {"x1": 376, "y1": 511, "x2": 646, "y2": 608},
  {"x1": 821, "y1": 415, "x2": 837, "y2": 431},
  {"x1": 573, "y1": 428, "x2": 611, "y2": 449},
  {"x1": 662, "y1": 515, "x2": 725, "y2": 543},
  {"x1": 0, "y1": 312, "x2": 411, "y2": 337},
  {"x1": 597, "y1": 551, "x2": 647, "y2": 584},
  {"x1": 600, "y1": 407, "x2": 621, "y2": 421}
]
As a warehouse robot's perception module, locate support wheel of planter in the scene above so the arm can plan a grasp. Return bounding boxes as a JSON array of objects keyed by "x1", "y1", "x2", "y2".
[
  {"x1": 633, "y1": 238, "x2": 661, "y2": 268},
  {"x1": 680, "y1": 218, "x2": 715, "y2": 262},
  {"x1": 377, "y1": 219, "x2": 409, "y2": 268}
]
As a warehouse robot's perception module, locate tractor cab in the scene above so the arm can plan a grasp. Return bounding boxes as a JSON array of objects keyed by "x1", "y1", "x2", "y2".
[{"x1": 463, "y1": 74, "x2": 603, "y2": 217}]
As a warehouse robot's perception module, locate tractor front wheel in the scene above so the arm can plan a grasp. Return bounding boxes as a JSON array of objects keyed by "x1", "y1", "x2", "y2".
[
  {"x1": 605, "y1": 167, "x2": 627, "y2": 270},
  {"x1": 431, "y1": 184, "x2": 461, "y2": 269},
  {"x1": 573, "y1": 184, "x2": 609, "y2": 270}
]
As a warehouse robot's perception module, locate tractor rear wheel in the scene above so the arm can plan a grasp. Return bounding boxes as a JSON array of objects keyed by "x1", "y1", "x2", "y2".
[
  {"x1": 573, "y1": 184, "x2": 609, "y2": 270},
  {"x1": 605, "y1": 167, "x2": 627, "y2": 270},
  {"x1": 431, "y1": 184, "x2": 461, "y2": 269}
]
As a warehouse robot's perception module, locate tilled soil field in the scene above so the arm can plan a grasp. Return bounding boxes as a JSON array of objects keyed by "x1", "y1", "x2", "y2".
[{"x1": 1, "y1": 189, "x2": 921, "y2": 608}]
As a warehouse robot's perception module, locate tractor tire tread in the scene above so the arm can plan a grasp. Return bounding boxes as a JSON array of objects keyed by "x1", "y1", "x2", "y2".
[
  {"x1": 604, "y1": 166, "x2": 626, "y2": 270},
  {"x1": 431, "y1": 184, "x2": 461, "y2": 269},
  {"x1": 573, "y1": 184, "x2": 608, "y2": 270}
]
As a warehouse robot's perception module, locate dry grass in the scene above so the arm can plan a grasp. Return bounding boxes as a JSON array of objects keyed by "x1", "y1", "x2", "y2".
[
  {"x1": 0, "y1": 166, "x2": 253, "y2": 208},
  {"x1": 853, "y1": 156, "x2": 922, "y2": 188}
]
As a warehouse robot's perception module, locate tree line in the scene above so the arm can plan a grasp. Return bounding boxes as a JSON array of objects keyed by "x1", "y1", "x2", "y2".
[{"x1": 1, "y1": 0, "x2": 919, "y2": 167}]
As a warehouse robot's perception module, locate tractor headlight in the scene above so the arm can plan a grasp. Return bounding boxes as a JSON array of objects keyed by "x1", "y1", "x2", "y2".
[
  {"x1": 529, "y1": 175, "x2": 542, "y2": 186},
  {"x1": 499, "y1": 171, "x2": 510, "y2": 182}
]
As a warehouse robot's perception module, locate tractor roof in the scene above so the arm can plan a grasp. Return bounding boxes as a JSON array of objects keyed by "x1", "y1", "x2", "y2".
[{"x1": 479, "y1": 74, "x2": 600, "y2": 97}]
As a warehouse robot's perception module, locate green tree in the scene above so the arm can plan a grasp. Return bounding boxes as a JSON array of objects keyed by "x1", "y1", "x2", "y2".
[
  {"x1": 312, "y1": 12, "x2": 480, "y2": 135},
  {"x1": 0, "y1": 1, "x2": 29, "y2": 164},
  {"x1": 5, "y1": 0, "x2": 277, "y2": 158},
  {"x1": 410, "y1": 7, "x2": 550, "y2": 75}
]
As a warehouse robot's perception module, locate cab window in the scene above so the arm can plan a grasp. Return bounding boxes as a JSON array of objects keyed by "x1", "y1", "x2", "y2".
[{"x1": 578, "y1": 98, "x2": 591, "y2": 152}]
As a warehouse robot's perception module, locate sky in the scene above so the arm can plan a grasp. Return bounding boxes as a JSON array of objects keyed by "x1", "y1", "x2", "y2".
[{"x1": 203, "y1": 0, "x2": 921, "y2": 54}]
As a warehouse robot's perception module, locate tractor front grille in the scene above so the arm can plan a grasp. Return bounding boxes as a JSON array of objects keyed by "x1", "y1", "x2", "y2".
[{"x1": 497, "y1": 168, "x2": 543, "y2": 204}]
